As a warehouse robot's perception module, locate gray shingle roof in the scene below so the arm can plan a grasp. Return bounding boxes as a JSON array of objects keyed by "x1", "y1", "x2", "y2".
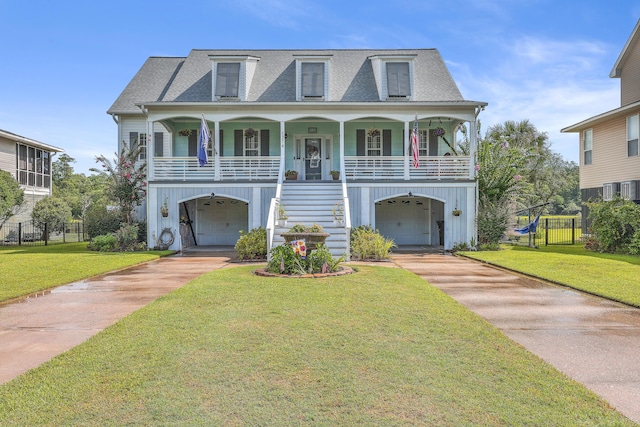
[{"x1": 108, "y1": 49, "x2": 470, "y2": 114}]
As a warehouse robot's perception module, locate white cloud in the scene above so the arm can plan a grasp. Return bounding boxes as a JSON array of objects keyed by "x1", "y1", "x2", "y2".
[{"x1": 450, "y1": 33, "x2": 620, "y2": 163}]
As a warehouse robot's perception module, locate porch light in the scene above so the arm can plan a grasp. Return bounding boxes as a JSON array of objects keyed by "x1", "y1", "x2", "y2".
[
  {"x1": 209, "y1": 192, "x2": 215, "y2": 199},
  {"x1": 408, "y1": 192, "x2": 413, "y2": 197}
]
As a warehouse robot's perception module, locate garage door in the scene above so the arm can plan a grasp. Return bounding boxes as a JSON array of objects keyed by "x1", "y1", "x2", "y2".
[
  {"x1": 375, "y1": 197, "x2": 430, "y2": 245},
  {"x1": 196, "y1": 198, "x2": 248, "y2": 245}
]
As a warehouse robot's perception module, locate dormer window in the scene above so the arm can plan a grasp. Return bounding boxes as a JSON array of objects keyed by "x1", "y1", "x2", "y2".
[
  {"x1": 295, "y1": 55, "x2": 331, "y2": 101},
  {"x1": 368, "y1": 54, "x2": 416, "y2": 101},
  {"x1": 386, "y1": 62, "x2": 410, "y2": 98},
  {"x1": 301, "y1": 63, "x2": 324, "y2": 98},
  {"x1": 215, "y1": 63, "x2": 240, "y2": 98},
  {"x1": 209, "y1": 55, "x2": 259, "y2": 101}
]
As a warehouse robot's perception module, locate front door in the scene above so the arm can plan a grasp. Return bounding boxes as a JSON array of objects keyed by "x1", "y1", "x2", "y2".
[{"x1": 305, "y1": 138, "x2": 322, "y2": 180}]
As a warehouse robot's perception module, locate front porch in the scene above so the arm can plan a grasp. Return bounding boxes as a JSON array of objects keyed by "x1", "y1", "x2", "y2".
[{"x1": 151, "y1": 155, "x2": 471, "y2": 182}]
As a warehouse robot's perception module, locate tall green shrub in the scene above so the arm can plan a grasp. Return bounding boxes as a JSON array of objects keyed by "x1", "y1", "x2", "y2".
[
  {"x1": 587, "y1": 198, "x2": 640, "y2": 253},
  {"x1": 350, "y1": 225, "x2": 395, "y2": 261},
  {"x1": 235, "y1": 227, "x2": 267, "y2": 260}
]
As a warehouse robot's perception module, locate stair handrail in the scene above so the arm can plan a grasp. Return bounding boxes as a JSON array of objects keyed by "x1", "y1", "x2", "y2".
[
  {"x1": 340, "y1": 161, "x2": 351, "y2": 261},
  {"x1": 266, "y1": 141, "x2": 287, "y2": 256}
]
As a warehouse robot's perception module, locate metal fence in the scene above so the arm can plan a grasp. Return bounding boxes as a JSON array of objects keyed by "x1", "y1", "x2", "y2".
[
  {"x1": 0, "y1": 220, "x2": 87, "y2": 246},
  {"x1": 508, "y1": 216, "x2": 582, "y2": 246}
]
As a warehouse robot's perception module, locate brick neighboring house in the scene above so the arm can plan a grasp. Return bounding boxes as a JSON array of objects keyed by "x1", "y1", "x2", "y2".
[
  {"x1": 109, "y1": 49, "x2": 487, "y2": 256},
  {"x1": 0, "y1": 129, "x2": 63, "y2": 223},
  {"x1": 562, "y1": 19, "x2": 640, "y2": 232}
]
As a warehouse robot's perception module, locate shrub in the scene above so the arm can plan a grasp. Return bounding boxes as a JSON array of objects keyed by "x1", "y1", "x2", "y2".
[
  {"x1": 88, "y1": 223, "x2": 145, "y2": 252},
  {"x1": 235, "y1": 227, "x2": 267, "y2": 260},
  {"x1": 31, "y1": 197, "x2": 72, "y2": 236},
  {"x1": 587, "y1": 198, "x2": 640, "y2": 253},
  {"x1": 87, "y1": 234, "x2": 118, "y2": 252},
  {"x1": 478, "y1": 242, "x2": 501, "y2": 251},
  {"x1": 350, "y1": 225, "x2": 395, "y2": 261},
  {"x1": 477, "y1": 196, "x2": 511, "y2": 245},
  {"x1": 265, "y1": 243, "x2": 343, "y2": 275},
  {"x1": 85, "y1": 202, "x2": 122, "y2": 239}
]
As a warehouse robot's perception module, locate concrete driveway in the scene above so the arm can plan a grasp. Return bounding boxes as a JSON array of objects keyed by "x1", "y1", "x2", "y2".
[
  {"x1": 391, "y1": 253, "x2": 640, "y2": 425},
  {"x1": 0, "y1": 254, "x2": 233, "y2": 384}
]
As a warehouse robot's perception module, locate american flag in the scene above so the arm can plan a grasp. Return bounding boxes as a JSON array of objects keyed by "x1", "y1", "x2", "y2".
[
  {"x1": 197, "y1": 115, "x2": 210, "y2": 167},
  {"x1": 411, "y1": 116, "x2": 419, "y2": 168}
]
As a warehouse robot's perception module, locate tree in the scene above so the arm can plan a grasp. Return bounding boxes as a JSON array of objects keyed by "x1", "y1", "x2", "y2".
[
  {"x1": 0, "y1": 170, "x2": 24, "y2": 228},
  {"x1": 52, "y1": 155, "x2": 108, "y2": 219},
  {"x1": 31, "y1": 197, "x2": 72, "y2": 237},
  {"x1": 52, "y1": 153, "x2": 76, "y2": 186},
  {"x1": 90, "y1": 146, "x2": 147, "y2": 225}
]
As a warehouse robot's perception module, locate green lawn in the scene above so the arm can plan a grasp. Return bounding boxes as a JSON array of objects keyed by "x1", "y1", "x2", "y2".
[
  {"x1": 461, "y1": 245, "x2": 640, "y2": 308},
  {"x1": 0, "y1": 242, "x2": 173, "y2": 302},
  {"x1": 0, "y1": 266, "x2": 632, "y2": 426}
]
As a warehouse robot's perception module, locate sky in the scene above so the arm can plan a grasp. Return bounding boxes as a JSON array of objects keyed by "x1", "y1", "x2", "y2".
[{"x1": 0, "y1": 0, "x2": 638, "y2": 174}]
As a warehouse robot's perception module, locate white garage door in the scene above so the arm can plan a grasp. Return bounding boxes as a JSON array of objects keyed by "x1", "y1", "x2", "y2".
[
  {"x1": 196, "y1": 198, "x2": 248, "y2": 245},
  {"x1": 375, "y1": 197, "x2": 431, "y2": 245}
]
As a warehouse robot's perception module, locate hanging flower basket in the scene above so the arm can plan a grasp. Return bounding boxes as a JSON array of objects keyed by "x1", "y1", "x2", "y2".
[
  {"x1": 178, "y1": 129, "x2": 192, "y2": 137},
  {"x1": 367, "y1": 128, "x2": 380, "y2": 138},
  {"x1": 435, "y1": 127, "x2": 446, "y2": 137},
  {"x1": 244, "y1": 128, "x2": 256, "y2": 139},
  {"x1": 452, "y1": 209, "x2": 462, "y2": 217}
]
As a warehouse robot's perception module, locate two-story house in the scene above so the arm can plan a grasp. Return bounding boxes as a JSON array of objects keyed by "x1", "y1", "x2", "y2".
[
  {"x1": 562, "y1": 20, "x2": 640, "y2": 232},
  {"x1": 0, "y1": 129, "x2": 63, "y2": 223},
  {"x1": 108, "y1": 49, "x2": 487, "y2": 256}
]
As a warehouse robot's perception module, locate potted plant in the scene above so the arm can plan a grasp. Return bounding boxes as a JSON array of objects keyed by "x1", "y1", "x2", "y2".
[
  {"x1": 285, "y1": 170, "x2": 298, "y2": 180},
  {"x1": 452, "y1": 208, "x2": 462, "y2": 217},
  {"x1": 277, "y1": 204, "x2": 288, "y2": 227},
  {"x1": 160, "y1": 198, "x2": 169, "y2": 217},
  {"x1": 281, "y1": 224, "x2": 330, "y2": 254},
  {"x1": 330, "y1": 170, "x2": 340, "y2": 180},
  {"x1": 332, "y1": 203, "x2": 344, "y2": 226}
]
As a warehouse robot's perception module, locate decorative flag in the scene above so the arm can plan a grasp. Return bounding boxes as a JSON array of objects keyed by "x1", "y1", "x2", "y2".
[
  {"x1": 291, "y1": 239, "x2": 307, "y2": 259},
  {"x1": 411, "y1": 115, "x2": 420, "y2": 168},
  {"x1": 198, "y1": 116, "x2": 210, "y2": 167}
]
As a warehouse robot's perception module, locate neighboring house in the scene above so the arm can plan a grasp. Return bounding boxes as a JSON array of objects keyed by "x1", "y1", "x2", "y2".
[
  {"x1": 562, "y1": 19, "x2": 640, "y2": 232},
  {"x1": 0, "y1": 129, "x2": 63, "y2": 223},
  {"x1": 108, "y1": 49, "x2": 487, "y2": 256}
]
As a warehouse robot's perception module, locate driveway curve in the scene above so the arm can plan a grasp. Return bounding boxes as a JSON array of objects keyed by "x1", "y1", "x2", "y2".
[{"x1": 392, "y1": 253, "x2": 640, "y2": 425}]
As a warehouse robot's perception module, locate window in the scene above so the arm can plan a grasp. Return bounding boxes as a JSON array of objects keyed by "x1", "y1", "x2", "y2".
[
  {"x1": 244, "y1": 129, "x2": 260, "y2": 157},
  {"x1": 603, "y1": 183, "x2": 619, "y2": 201},
  {"x1": 627, "y1": 114, "x2": 639, "y2": 157},
  {"x1": 301, "y1": 63, "x2": 324, "y2": 98},
  {"x1": 386, "y1": 62, "x2": 410, "y2": 97},
  {"x1": 367, "y1": 131, "x2": 381, "y2": 156},
  {"x1": 138, "y1": 133, "x2": 147, "y2": 161},
  {"x1": 419, "y1": 130, "x2": 429, "y2": 157},
  {"x1": 15, "y1": 143, "x2": 51, "y2": 188},
  {"x1": 215, "y1": 63, "x2": 240, "y2": 98},
  {"x1": 583, "y1": 129, "x2": 592, "y2": 165},
  {"x1": 130, "y1": 132, "x2": 147, "y2": 161}
]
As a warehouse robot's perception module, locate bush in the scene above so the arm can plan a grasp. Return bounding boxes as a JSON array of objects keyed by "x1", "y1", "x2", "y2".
[
  {"x1": 587, "y1": 198, "x2": 640, "y2": 253},
  {"x1": 235, "y1": 227, "x2": 267, "y2": 260},
  {"x1": 87, "y1": 234, "x2": 118, "y2": 252},
  {"x1": 477, "y1": 197, "x2": 511, "y2": 245},
  {"x1": 31, "y1": 197, "x2": 72, "y2": 236},
  {"x1": 85, "y1": 202, "x2": 122, "y2": 239},
  {"x1": 350, "y1": 225, "x2": 395, "y2": 261},
  {"x1": 88, "y1": 223, "x2": 145, "y2": 252},
  {"x1": 265, "y1": 243, "x2": 342, "y2": 275}
]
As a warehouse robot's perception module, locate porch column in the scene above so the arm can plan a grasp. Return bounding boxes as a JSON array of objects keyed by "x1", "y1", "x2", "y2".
[
  {"x1": 339, "y1": 121, "x2": 345, "y2": 176},
  {"x1": 214, "y1": 120, "x2": 221, "y2": 181},
  {"x1": 469, "y1": 119, "x2": 477, "y2": 180},
  {"x1": 147, "y1": 118, "x2": 154, "y2": 180},
  {"x1": 280, "y1": 121, "x2": 286, "y2": 180},
  {"x1": 404, "y1": 120, "x2": 410, "y2": 180}
]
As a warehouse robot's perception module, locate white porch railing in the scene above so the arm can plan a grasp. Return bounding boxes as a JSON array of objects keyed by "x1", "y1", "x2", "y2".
[
  {"x1": 344, "y1": 156, "x2": 471, "y2": 180},
  {"x1": 153, "y1": 157, "x2": 280, "y2": 181}
]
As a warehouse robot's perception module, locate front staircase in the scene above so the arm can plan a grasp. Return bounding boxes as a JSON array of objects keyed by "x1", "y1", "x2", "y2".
[{"x1": 272, "y1": 182, "x2": 349, "y2": 258}]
